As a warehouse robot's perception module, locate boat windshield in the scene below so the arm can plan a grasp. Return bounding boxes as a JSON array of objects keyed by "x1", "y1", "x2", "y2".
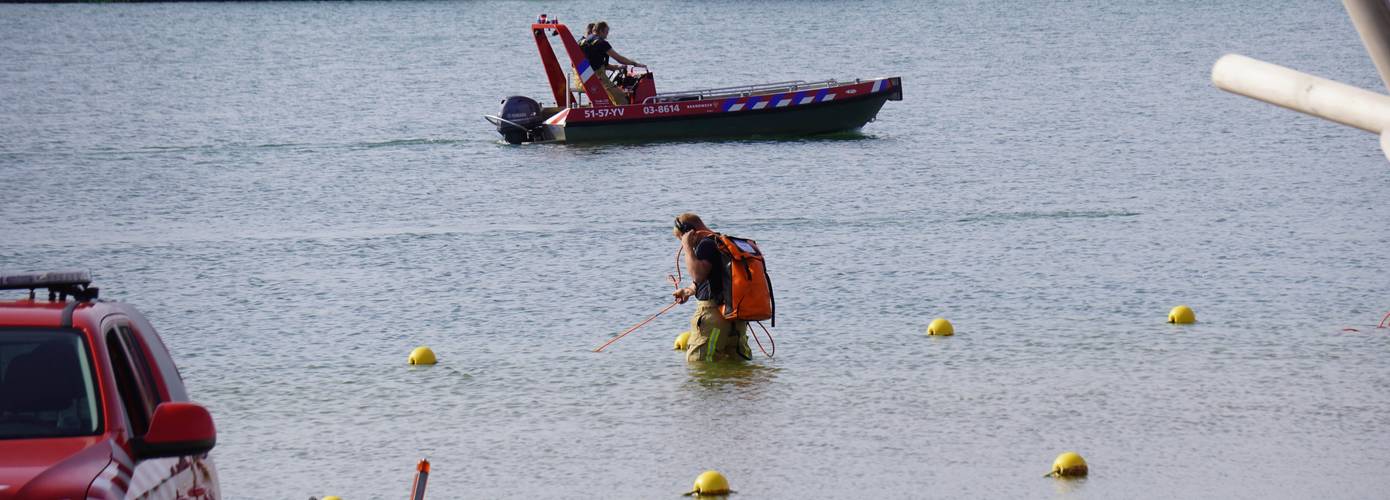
[{"x1": 0, "y1": 329, "x2": 102, "y2": 439}]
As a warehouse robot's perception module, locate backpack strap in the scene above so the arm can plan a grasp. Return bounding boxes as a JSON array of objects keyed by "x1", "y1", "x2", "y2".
[{"x1": 764, "y1": 267, "x2": 775, "y2": 327}]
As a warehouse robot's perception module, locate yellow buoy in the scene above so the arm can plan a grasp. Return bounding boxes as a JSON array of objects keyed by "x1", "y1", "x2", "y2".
[
  {"x1": 408, "y1": 346, "x2": 437, "y2": 365},
  {"x1": 321, "y1": 497, "x2": 342, "y2": 500},
  {"x1": 1047, "y1": 451, "x2": 1088, "y2": 477},
  {"x1": 685, "y1": 470, "x2": 730, "y2": 496},
  {"x1": 674, "y1": 331, "x2": 691, "y2": 351},
  {"x1": 927, "y1": 317, "x2": 954, "y2": 336},
  {"x1": 1168, "y1": 305, "x2": 1196, "y2": 324}
]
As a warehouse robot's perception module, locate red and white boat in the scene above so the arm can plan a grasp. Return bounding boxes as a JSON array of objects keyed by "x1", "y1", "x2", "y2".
[{"x1": 486, "y1": 16, "x2": 903, "y2": 144}]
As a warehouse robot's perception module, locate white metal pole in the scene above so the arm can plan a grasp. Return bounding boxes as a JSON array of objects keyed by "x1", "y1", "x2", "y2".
[{"x1": 1212, "y1": 53, "x2": 1390, "y2": 134}]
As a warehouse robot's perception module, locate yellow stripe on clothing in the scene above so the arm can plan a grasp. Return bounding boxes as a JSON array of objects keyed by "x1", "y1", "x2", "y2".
[{"x1": 706, "y1": 327, "x2": 721, "y2": 362}]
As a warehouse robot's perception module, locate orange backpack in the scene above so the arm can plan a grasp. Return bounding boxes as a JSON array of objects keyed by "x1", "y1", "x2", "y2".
[{"x1": 711, "y1": 234, "x2": 775, "y2": 326}]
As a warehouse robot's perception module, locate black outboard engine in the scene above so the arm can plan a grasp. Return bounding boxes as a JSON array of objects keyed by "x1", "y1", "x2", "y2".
[{"x1": 487, "y1": 95, "x2": 544, "y2": 144}]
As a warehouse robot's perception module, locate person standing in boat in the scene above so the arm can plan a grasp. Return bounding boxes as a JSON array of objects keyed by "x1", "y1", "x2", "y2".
[
  {"x1": 671, "y1": 213, "x2": 752, "y2": 362},
  {"x1": 581, "y1": 21, "x2": 646, "y2": 105}
]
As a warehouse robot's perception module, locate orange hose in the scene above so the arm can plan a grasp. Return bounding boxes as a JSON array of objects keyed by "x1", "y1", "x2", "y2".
[
  {"x1": 667, "y1": 245, "x2": 684, "y2": 288},
  {"x1": 593, "y1": 301, "x2": 680, "y2": 352},
  {"x1": 750, "y1": 321, "x2": 775, "y2": 358}
]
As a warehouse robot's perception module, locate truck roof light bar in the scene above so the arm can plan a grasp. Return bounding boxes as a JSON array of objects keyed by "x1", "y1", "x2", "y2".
[{"x1": 0, "y1": 271, "x2": 99, "y2": 301}]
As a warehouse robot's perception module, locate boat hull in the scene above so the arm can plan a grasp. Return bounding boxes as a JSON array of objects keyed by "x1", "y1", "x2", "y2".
[
  {"x1": 533, "y1": 76, "x2": 902, "y2": 143},
  {"x1": 557, "y1": 92, "x2": 892, "y2": 142}
]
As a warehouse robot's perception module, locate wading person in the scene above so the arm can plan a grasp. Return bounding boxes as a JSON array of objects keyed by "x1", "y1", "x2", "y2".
[
  {"x1": 671, "y1": 213, "x2": 752, "y2": 362},
  {"x1": 581, "y1": 21, "x2": 646, "y2": 105}
]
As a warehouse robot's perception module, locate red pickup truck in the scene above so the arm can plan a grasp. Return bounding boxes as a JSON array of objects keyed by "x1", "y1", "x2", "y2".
[{"x1": 0, "y1": 271, "x2": 219, "y2": 499}]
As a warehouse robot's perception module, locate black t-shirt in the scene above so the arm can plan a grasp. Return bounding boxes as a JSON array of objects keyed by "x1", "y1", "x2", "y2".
[
  {"x1": 583, "y1": 38, "x2": 612, "y2": 71},
  {"x1": 693, "y1": 237, "x2": 726, "y2": 302}
]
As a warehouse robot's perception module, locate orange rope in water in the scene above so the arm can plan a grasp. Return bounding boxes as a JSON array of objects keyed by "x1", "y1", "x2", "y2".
[
  {"x1": 593, "y1": 246, "x2": 687, "y2": 353},
  {"x1": 592, "y1": 300, "x2": 680, "y2": 352}
]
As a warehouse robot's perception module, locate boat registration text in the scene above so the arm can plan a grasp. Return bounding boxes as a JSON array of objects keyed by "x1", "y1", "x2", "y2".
[
  {"x1": 642, "y1": 104, "x2": 682, "y2": 115},
  {"x1": 582, "y1": 108, "x2": 626, "y2": 119}
]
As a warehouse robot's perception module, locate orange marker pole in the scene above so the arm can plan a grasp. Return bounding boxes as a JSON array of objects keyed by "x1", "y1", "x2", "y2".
[{"x1": 409, "y1": 459, "x2": 430, "y2": 500}]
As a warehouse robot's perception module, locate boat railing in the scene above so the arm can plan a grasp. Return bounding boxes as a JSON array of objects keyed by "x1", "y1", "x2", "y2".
[{"x1": 643, "y1": 79, "x2": 843, "y2": 104}]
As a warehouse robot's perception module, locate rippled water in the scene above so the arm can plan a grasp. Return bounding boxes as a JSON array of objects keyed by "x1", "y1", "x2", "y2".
[{"x1": 3, "y1": 1, "x2": 1389, "y2": 498}]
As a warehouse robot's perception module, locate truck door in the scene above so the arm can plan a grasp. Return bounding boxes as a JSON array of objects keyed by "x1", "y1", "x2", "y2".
[{"x1": 105, "y1": 323, "x2": 187, "y2": 499}]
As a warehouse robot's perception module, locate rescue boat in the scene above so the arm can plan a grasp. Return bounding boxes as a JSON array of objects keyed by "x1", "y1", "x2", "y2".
[{"x1": 485, "y1": 17, "x2": 902, "y2": 144}]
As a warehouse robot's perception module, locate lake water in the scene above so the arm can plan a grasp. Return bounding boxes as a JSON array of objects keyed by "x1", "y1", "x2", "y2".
[{"x1": 3, "y1": 1, "x2": 1389, "y2": 498}]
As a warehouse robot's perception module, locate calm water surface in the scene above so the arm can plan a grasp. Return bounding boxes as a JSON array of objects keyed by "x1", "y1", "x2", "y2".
[{"x1": 3, "y1": 1, "x2": 1389, "y2": 498}]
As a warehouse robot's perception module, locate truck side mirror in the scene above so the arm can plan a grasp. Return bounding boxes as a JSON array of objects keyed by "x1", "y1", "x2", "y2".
[{"x1": 132, "y1": 402, "x2": 217, "y2": 460}]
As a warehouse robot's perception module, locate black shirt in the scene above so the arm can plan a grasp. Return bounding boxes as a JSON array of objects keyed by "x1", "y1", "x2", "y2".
[
  {"x1": 583, "y1": 38, "x2": 612, "y2": 71},
  {"x1": 693, "y1": 237, "x2": 726, "y2": 302}
]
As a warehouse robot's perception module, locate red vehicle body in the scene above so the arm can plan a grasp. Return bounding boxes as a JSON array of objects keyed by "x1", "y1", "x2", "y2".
[{"x1": 0, "y1": 272, "x2": 218, "y2": 499}]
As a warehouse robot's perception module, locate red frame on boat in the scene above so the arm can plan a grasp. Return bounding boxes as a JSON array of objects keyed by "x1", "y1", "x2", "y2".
[{"x1": 531, "y1": 22, "x2": 617, "y2": 107}]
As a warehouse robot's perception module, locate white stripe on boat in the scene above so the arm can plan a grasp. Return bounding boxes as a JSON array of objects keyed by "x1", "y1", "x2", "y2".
[{"x1": 544, "y1": 109, "x2": 569, "y2": 125}]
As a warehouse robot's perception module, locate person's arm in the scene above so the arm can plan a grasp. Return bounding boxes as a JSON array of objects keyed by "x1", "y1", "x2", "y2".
[
  {"x1": 685, "y1": 246, "x2": 711, "y2": 285},
  {"x1": 607, "y1": 49, "x2": 646, "y2": 68},
  {"x1": 672, "y1": 233, "x2": 711, "y2": 302}
]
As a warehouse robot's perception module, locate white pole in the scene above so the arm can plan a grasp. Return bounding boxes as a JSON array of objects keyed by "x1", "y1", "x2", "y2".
[{"x1": 1211, "y1": 53, "x2": 1390, "y2": 134}]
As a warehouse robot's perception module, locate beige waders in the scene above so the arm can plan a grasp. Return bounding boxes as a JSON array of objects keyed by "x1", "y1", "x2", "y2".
[
  {"x1": 685, "y1": 300, "x2": 752, "y2": 362},
  {"x1": 597, "y1": 71, "x2": 629, "y2": 105}
]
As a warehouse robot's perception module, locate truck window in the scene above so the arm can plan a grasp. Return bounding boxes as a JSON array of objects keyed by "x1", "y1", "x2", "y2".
[
  {"x1": 0, "y1": 329, "x2": 101, "y2": 439},
  {"x1": 107, "y1": 328, "x2": 157, "y2": 436},
  {"x1": 118, "y1": 326, "x2": 165, "y2": 403}
]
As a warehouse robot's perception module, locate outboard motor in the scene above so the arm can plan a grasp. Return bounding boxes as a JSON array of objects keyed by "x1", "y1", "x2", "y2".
[{"x1": 485, "y1": 95, "x2": 544, "y2": 144}]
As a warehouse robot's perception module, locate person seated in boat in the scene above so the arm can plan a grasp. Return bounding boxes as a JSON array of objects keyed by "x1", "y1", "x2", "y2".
[
  {"x1": 571, "y1": 23, "x2": 598, "y2": 97},
  {"x1": 581, "y1": 22, "x2": 596, "y2": 43},
  {"x1": 671, "y1": 213, "x2": 752, "y2": 363},
  {"x1": 581, "y1": 21, "x2": 646, "y2": 105}
]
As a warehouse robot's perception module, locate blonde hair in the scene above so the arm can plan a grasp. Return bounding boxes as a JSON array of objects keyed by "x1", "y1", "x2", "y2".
[{"x1": 675, "y1": 213, "x2": 706, "y2": 232}]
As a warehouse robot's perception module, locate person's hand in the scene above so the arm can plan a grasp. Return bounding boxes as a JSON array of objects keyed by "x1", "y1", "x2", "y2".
[
  {"x1": 636, "y1": 63, "x2": 648, "y2": 69},
  {"x1": 672, "y1": 287, "x2": 693, "y2": 304}
]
